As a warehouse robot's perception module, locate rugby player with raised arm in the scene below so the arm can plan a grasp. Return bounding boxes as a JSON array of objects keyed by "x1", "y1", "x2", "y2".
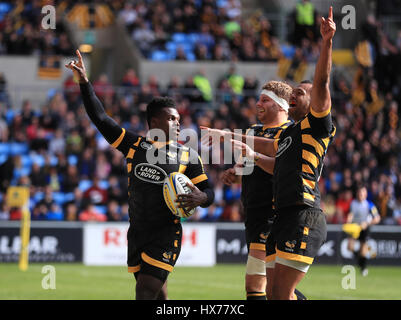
[
  {"x1": 66, "y1": 51, "x2": 214, "y2": 300},
  {"x1": 202, "y1": 6, "x2": 336, "y2": 300}
]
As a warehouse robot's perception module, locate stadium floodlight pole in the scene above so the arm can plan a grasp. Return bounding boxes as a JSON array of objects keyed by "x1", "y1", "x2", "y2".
[{"x1": 6, "y1": 186, "x2": 31, "y2": 271}]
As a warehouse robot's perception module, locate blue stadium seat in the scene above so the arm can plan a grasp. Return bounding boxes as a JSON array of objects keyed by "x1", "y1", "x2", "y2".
[
  {"x1": 9, "y1": 143, "x2": 28, "y2": 156},
  {"x1": 50, "y1": 155, "x2": 58, "y2": 166},
  {"x1": 172, "y1": 33, "x2": 188, "y2": 44},
  {"x1": 0, "y1": 154, "x2": 8, "y2": 165},
  {"x1": 151, "y1": 50, "x2": 171, "y2": 61},
  {"x1": 188, "y1": 33, "x2": 200, "y2": 45},
  {"x1": 68, "y1": 154, "x2": 78, "y2": 166},
  {"x1": 99, "y1": 180, "x2": 109, "y2": 189},
  {"x1": 21, "y1": 155, "x2": 33, "y2": 168},
  {"x1": 0, "y1": 143, "x2": 10, "y2": 155},
  {"x1": 30, "y1": 154, "x2": 45, "y2": 167},
  {"x1": 217, "y1": 0, "x2": 228, "y2": 8},
  {"x1": 94, "y1": 205, "x2": 107, "y2": 215},
  {"x1": 281, "y1": 44, "x2": 296, "y2": 59},
  {"x1": 78, "y1": 180, "x2": 92, "y2": 192},
  {"x1": 53, "y1": 192, "x2": 67, "y2": 205},
  {"x1": 166, "y1": 41, "x2": 177, "y2": 54},
  {"x1": 186, "y1": 51, "x2": 196, "y2": 61},
  {"x1": 5, "y1": 109, "x2": 15, "y2": 124},
  {"x1": 176, "y1": 42, "x2": 193, "y2": 53},
  {"x1": 47, "y1": 211, "x2": 64, "y2": 221},
  {"x1": 13, "y1": 167, "x2": 31, "y2": 180},
  {"x1": 64, "y1": 192, "x2": 75, "y2": 203},
  {"x1": 33, "y1": 192, "x2": 44, "y2": 203}
]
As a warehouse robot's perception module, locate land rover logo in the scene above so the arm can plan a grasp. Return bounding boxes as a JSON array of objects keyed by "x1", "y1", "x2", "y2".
[
  {"x1": 276, "y1": 136, "x2": 292, "y2": 157},
  {"x1": 134, "y1": 163, "x2": 167, "y2": 184},
  {"x1": 140, "y1": 141, "x2": 152, "y2": 150}
]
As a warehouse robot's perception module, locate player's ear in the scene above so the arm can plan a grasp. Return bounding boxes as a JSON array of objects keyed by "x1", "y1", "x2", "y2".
[{"x1": 150, "y1": 117, "x2": 157, "y2": 129}]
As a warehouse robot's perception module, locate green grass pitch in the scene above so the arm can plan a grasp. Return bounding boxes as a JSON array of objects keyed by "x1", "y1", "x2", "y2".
[{"x1": 1, "y1": 263, "x2": 400, "y2": 300}]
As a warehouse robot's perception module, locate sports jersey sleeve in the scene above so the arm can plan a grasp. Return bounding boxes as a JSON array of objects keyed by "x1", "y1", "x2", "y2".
[
  {"x1": 184, "y1": 148, "x2": 214, "y2": 207},
  {"x1": 80, "y1": 82, "x2": 139, "y2": 156},
  {"x1": 307, "y1": 107, "x2": 335, "y2": 139}
]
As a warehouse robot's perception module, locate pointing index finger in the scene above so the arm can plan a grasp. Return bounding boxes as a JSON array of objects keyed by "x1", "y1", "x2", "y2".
[
  {"x1": 328, "y1": 6, "x2": 333, "y2": 20},
  {"x1": 76, "y1": 49, "x2": 83, "y2": 64}
]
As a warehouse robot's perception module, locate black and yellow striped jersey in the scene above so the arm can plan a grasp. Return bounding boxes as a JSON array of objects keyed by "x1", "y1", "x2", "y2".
[
  {"x1": 273, "y1": 108, "x2": 336, "y2": 210},
  {"x1": 78, "y1": 82, "x2": 212, "y2": 229},
  {"x1": 113, "y1": 129, "x2": 209, "y2": 227},
  {"x1": 241, "y1": 120, "x2": 291, "y2": 212}
]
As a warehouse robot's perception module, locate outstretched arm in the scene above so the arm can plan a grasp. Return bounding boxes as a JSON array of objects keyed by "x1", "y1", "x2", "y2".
[
  {"x1": 231, "y1": 139, "x2": 275, "y2": 175},
  {"x1": 310, "y1": 6, "x2": 336, "y2": 115},
  {"x1": 65, "y1": 50, "x2": 123, "y2": 145},
  {"x1": 200, "y1": 126, "x2": 277, "y2": 157}
]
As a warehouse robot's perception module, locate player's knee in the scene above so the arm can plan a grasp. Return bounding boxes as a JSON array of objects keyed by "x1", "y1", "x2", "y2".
[
  {"x1": 136, "y1": 283, "x2": 158, "y2": 300},
  {"x1": 136, "y1": 274, "x2": 164, "y2": 300}
]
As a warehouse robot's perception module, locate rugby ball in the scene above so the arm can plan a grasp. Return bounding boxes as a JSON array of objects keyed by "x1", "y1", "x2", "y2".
[{"x1": 163, "y1": 172, "x2": 195, "y2": 218}]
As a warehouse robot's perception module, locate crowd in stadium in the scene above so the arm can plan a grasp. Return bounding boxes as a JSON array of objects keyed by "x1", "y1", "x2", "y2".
[
  {"x1": 0, "y1": 1, "x2": 401, "y2": 226},
  {"x1": 117, "y1": 0, "x2": 323, "y2": 63},
  {"x1": 0, "y1": 1, "x2": 74, "y2": 56}
]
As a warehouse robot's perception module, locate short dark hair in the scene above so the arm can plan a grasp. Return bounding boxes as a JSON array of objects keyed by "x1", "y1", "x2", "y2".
[
  {"x1": 146, "y1": 97, "x2": 176, "y2": 127},
  {"x1": 300, "y1": 80, "x2": 313, "y2": 84}
]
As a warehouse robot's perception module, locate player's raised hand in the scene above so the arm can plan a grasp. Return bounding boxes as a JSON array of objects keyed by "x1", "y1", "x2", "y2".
[
  {"x1": 65, "y1": 49, "x2": 89, "y2": 83},
  {"x1": 222, "y1": 167, "x2": 239, "y2": 185},
  {"x1": 200, "y1": 126, "x2": 230, "y2": 146},
  {"x1": 320, "y1": 6, "x2": 336, "y2": 41}
]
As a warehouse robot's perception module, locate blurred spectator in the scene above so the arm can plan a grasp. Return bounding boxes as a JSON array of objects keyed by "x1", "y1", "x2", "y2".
[
  {"x1": 198, "y1": 204, "x2": 223, "y2": 222},
  {"x1": 121, "y1": 68, "x2": 141, "y2": 89},
  {"x1": 93, "y1": 74, "x2": 114, "y2": 103},
  {"x1": 29, "y1": 163, "x2": 47, "y2": 191},
  {"x1": 62, "y1": 164, "x2": 80, "y2": 193},
  {"x1": 79, "y1": 203, "x2": 107, "y2": 222},
  {"x1": 0, "y1": 201, "x2": 9, "y2": 220},
  {"x1": 107, "y1": 175, "x2": 125, "y2": 204},
  {"x1": 64, "y1": 202, "x2": 79, "y2": 221},
  {"x1": 132, "y1": 18, "x2": 156, "y2": 58},
  {"x1": 49, "y1": 129, "x2": 66, "y2": 155},
  {"x1": 193, "y1": 69, "x2": 213, "y2": 102},
  {"x1": 289, "y1": 0, "x2": 317, "y2": 46},
  {"x1": 83, "y1": 176, "x2": 108, "y2": 206},
  {"x1": 106, "y1": 200, "x2": 123, "y2": 221},
  {"x1": 32, "y1": 186, "x2": 61, "y2": 221}
]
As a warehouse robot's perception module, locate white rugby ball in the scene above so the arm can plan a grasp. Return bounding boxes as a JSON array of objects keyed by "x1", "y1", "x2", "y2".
[{"x1": 163, "y1": 172, "x2": 195, "y2": 218}]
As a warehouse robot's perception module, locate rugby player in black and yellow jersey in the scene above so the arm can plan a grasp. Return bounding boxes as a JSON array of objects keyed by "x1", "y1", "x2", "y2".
[
  {"x1": 65, "y1": 51, "x2": 214, "y2": 300},
  {"x1": 203, "y1": 7, "x2": 336, "y2": 300},
  {"x1": 232, "y1": 7, "x2": 337, "y2": 299},
  {"x1": 221, "y1": 81, "x2": 292, "y2": 300}
]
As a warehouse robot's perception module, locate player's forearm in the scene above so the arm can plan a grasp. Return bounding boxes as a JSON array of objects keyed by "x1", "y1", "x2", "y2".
[
  {"x1": 200, "y1": 188, "x2": 215, "y2": 208},
  {"x1": 253, "y1": 136, "x2": 276, "y2": 157},
  {"x1": 196, "y1": 180, "x2": 215, "y2": 208},
  {"x1": 255, "y1": 153, "x2": 275, "y2": 175},
  {"x1": 311, "y1": 39, "x2": 332, "y2": 113},
  {"x1": 79, "y1": 82, "x2": 122, "y2": 144},
  {"x1": 314, "y1": 39, "x2": 332, "y2": 88},
  {"x1": 229, "y1": 132, "x2": 276, "y2": 157}
]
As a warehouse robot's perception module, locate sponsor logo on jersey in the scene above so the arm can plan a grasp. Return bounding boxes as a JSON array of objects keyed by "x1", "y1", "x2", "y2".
[
  {"x1": 259, "y1": 232, "x2": 269, "y2": 242},
  {"x1": 276, "y1": 136, "x2": 292, "y2": 157},
  {"x1": 162, "y1": 251, "x2": 172, "y2": 262},
  {"x1": 285, "y1": 240, "x2": 296, "y2": 251},
  {"x1": 134, "y1": 163, "x2": 167, "y2": 184}
]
